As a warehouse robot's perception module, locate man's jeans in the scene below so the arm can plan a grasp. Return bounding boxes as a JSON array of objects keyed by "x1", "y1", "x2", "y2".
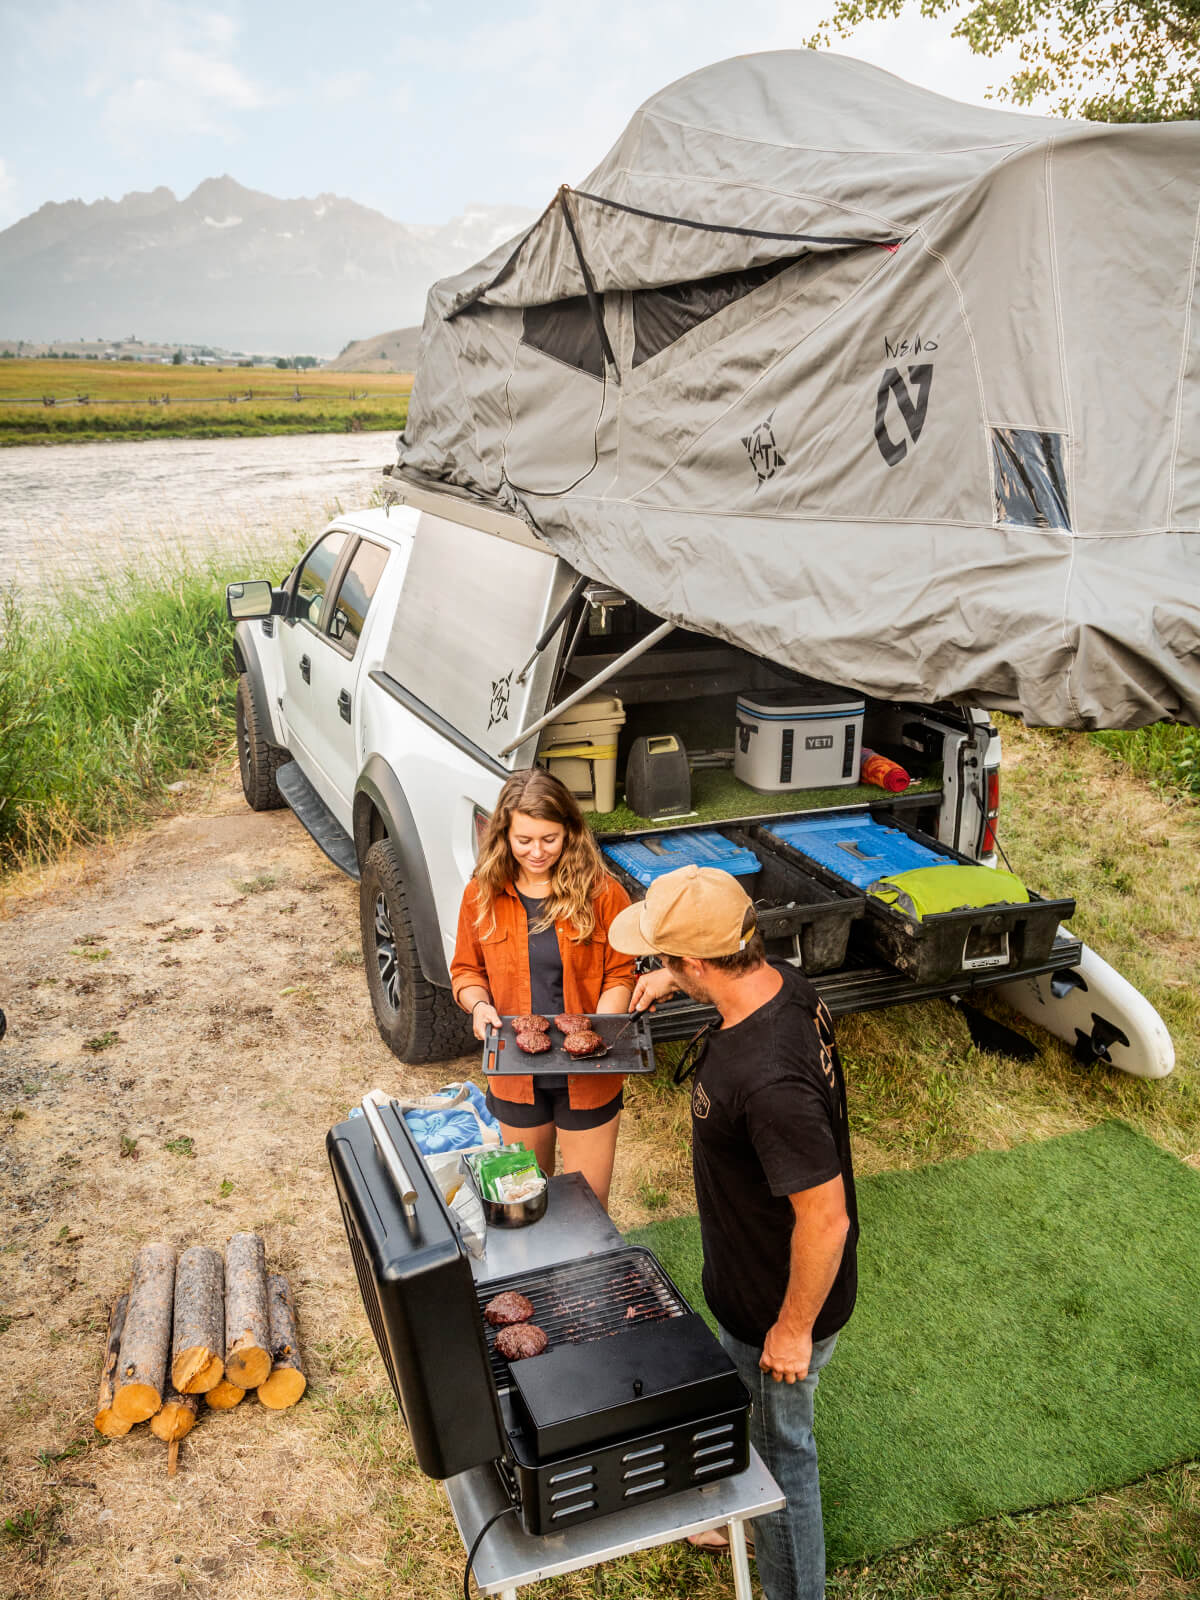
[{"x1": 718, "y1": 1325, "x2": 840, "y2": 1600}]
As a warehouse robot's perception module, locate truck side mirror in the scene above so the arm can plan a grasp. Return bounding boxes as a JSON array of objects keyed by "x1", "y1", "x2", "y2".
[{"x1": 227, "y1": 579, "x2": 279, "y2": 620}]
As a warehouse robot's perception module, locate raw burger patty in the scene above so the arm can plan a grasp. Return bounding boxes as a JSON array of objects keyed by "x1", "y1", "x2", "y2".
[
  {"x1": 511, "y1": 1014, "x2": 550, "y2": 1033},
  {"x1": 554, "y1": 1013, "x2": 589, "y2": 1033},
  {"x1": 563, "y1": 1029, "x2": 605, "y2": 1058},
  {"x1": 484, "y1": 1291, "x2": 535, "y2": 1327},
  {"x1": 495, "y1": 1322, "x2": 548, "y2": 1360},
  {"x1": 516, "y1": 1030, "x2": 553, "y2": 1054}
]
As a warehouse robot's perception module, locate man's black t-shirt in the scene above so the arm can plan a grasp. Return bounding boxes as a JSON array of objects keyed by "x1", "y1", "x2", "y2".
[{"x1": 691, "y1": 962, "x2": 858, "y2": 1347}]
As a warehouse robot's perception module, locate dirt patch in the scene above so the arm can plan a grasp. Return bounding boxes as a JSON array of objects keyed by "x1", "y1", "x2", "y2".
[{"x1": 0, "y1": 765, "x2": 689, "y2": 1600}]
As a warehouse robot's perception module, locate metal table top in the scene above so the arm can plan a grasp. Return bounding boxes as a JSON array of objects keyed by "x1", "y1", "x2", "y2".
[{"x1": 449, "y1": 1170, "x2": 784, "y2": 1597}]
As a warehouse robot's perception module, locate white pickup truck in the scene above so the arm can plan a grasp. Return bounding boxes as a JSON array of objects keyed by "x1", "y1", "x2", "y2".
[{"x1": 226, "y1": 479, "x2": 1173, "y2": 1079}]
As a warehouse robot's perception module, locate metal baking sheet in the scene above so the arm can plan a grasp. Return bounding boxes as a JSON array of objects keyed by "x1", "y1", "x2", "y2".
[{"x1": 482, "y1": 1013, "x2": 656, "y2": 1077}]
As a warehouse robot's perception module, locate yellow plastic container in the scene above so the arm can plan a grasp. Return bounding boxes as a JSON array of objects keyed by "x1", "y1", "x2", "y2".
[{"x1": 538, "y1": 694, "x2": 626, "y2": 812}]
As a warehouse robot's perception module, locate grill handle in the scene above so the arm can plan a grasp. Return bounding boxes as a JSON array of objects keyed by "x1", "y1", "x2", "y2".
[{"x1": 361, "y1": 1092, "x2": 418, "y2": 1220}]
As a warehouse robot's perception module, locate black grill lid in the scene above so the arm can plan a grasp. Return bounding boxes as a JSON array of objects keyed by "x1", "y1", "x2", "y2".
[{"x1": 509, "y1": 1313, "x2": 749, "y2": 1459}]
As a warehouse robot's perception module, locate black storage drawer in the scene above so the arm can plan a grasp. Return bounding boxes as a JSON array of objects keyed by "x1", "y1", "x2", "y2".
[
  {"x1": 752, "y1": 812, "x2": 1076, "y2": 985},
  {"x1": 601, "y1": 825, "x2": 863, "y2": 975}
]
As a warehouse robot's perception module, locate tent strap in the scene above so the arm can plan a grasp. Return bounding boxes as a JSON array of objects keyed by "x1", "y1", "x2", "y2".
[{"x1": 559, "y1": 187, "x2": 620, "y2": 386}]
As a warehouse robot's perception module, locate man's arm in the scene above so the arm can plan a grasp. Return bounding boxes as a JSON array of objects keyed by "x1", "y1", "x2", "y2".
[{"x1": 760, "y1": 1176, "x2": 850, "y2": 1384}]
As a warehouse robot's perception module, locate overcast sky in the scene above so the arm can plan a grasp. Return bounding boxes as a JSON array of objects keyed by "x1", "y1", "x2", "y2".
[{"x1": 0, "y1": 0, "x2": 1037, "y2": 231}]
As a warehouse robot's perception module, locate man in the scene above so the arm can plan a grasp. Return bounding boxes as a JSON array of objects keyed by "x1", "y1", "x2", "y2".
[{"x1": 609, "y1": 863, "x2": 858, "y2": 1600}]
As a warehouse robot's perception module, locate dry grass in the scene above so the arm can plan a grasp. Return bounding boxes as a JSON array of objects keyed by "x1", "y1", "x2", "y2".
[{"x1": 0, "y1": 721, "x2": 1197, "y2": 1600}]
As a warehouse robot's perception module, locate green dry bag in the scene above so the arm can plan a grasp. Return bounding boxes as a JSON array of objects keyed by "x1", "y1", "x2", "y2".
[{"x1": 867, "y1": 864, "x2": 1028, "y2": 921}]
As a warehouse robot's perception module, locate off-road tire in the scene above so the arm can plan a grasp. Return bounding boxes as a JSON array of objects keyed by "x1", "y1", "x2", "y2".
[
  {"x1": 236, "y1": 674, "x2": 289, "y2": 811},
  {"x1": 359, "y1": 837, "x2": 474, "y2": 1064}
]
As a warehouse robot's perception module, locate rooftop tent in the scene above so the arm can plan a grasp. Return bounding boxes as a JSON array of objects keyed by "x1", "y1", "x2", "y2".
[{"x1": 395, "y1": 51, "x2": 1200, "y2": 730}]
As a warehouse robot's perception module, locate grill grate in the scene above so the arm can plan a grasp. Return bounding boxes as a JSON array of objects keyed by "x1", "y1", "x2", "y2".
[{"x1": 477, "y1": 1248, "x2": 685, "y2": 1390}]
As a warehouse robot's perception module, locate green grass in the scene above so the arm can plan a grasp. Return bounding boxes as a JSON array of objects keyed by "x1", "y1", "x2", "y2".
[
  {"x1": 0, "y1": 538, "x2": 302, "y2": 869},
  {"x1": 1093, "y1": 724, "x2": 1200, "y2": 798},
  {"x1": 0, "y1": 357, "x2": 411, "y2": 444},
  {"x1": 632, "y1": 1122, "x2": 1200, "y2": 1563}
]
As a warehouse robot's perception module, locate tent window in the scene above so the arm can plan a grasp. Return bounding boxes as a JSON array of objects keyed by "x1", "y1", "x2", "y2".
[
  {"x1": 632, "y1": 260, "x2": 795, "y2": 367},
  {"x1": 992, "y1": 428, "x2": 1071, "y2": 530},
  {"x1": 521, "y1": 297, "x2": 605, "y2": 380}
]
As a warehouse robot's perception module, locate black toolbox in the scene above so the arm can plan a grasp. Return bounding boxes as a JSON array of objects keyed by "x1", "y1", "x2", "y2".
[
  {"x1": 600, "y1": 824, "x2": 863, "y2": 975},
  {"x1": 753, "y1": 810, "x2": 1076, "y2": 985}
]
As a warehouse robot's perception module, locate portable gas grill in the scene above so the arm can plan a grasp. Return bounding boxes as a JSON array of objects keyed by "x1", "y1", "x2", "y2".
[{"x1": 327, "y1": 1097, "x2": 750, "y2": 1536}]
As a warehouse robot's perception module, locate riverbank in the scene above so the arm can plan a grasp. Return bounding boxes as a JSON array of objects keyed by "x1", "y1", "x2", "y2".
[{"x1": 0, "y1": 358, "x2": 410, "y2": 445}]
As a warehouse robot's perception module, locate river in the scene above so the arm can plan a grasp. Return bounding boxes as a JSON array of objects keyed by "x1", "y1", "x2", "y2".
[{"x1": 0, "y1": 431, "x2": 397, "y2": 590}]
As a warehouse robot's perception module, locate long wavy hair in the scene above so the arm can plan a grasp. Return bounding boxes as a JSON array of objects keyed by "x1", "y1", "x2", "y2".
[{"x1": 474, "y1": 769, "x2": 608, "y2": 939}]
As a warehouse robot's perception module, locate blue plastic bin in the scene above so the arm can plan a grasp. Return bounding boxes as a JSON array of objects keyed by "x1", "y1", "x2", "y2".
[
  {"x1": 763, "y1": 815, "x2": 947, "y2": 890},
  {"x1": 602, "y1": 830, "x2": 761, "y2": 889}
]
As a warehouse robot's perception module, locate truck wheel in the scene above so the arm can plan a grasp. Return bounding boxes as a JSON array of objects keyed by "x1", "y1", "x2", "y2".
[
  {"x1": 236, "y1": 675, "x2": 288, "y2": 811},
  {"x1": 359, "y1": 838, "x2": 474, "y2": 1064}
]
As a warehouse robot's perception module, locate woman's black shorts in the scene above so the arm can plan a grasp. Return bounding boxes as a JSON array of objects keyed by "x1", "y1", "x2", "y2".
[{"x1": 486, "y1": 1076, "x2": 623, "y2": 1132}]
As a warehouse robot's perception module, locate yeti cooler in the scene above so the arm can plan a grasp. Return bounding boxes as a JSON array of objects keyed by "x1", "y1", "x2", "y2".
[{"x1": 734, "y1": 683, "x2": 865, "y2": 791}]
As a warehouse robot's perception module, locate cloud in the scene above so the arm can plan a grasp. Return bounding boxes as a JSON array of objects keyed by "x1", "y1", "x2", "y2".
[{"x1": 17, "y1": 2, "x2": 277, "y2": 147}]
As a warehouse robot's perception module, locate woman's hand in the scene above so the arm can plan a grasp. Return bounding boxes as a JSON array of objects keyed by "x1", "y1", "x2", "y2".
[
  {"x1": 471, "y1": 1000, "x2": 502, "y2": 1040},
  {"x1": 630, "y1": 966, "x2": 679, "y2": 1013}
]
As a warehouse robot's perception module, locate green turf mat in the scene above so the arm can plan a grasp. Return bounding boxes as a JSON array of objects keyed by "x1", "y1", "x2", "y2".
[
  {"x1": 589, "y1": 766, "x2": 943, "y2": 834},
  {"x1": 629, "y1": 1121, "x2": 1200, "y2": 1562}
]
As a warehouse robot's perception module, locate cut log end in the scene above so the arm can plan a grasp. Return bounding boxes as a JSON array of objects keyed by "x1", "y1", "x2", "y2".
[
  {"x1": 172, "y1": 1346, "x2": 224, "y2": 1395},
  {"x1": 112, "y1": 1381, "x2": 163, "y2": 1424},
  {"x1": 150, "y1": 1388, "x2": 199, "y2": 1442},
  {"x1": 94, "y1": 1410, "x2": 133, "y2": 1438},
  {"x1": 257, "y1": 1368, "x2": 307, "y2": 1410},
  {"x1": 225, "y1": 1340, "x2": 271, "y2": 1389},
  {"x1": 204, "y1": 1378, "x2": 246, "y2": 1409}
]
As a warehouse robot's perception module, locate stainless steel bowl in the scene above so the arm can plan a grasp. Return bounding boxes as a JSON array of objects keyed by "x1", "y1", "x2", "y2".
[{"x1": 468, "y1": 1164, "x2": 549, "y2": 1229}]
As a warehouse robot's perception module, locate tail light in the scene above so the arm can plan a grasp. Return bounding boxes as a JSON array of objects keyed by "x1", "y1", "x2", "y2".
[{"x1": 981, "y1": 770, "x2": 1000, "y2": 856}]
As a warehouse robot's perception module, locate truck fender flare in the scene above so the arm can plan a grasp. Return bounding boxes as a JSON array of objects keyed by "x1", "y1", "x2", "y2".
[
  {"x1": 233, "y1": 623, "x2": 278, "y2": 747},
  {"x1": 353, "y1": 757, "x2": 451, "y2": 988}
]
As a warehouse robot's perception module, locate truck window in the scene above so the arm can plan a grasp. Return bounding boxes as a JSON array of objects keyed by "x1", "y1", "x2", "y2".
[
  {"x1": 294, "y1": 530, "x2": 348, "y2": 627},
  {"x1": 326, "y1": 539, "x2": 389, "y2": 656}
]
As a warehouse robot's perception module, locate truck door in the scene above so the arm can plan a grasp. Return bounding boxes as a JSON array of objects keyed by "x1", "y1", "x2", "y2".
[
  {"x1": 279, "y1": 528, "x2": 349, "y2": 777},
  {"x1": 312, "y1": 536, "x2": 391, "y2": 812}
]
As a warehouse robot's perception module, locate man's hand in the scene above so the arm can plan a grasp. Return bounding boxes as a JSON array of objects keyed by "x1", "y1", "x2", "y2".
[
  {"x1": 630, "y1": 966, "x2": 679, "y2": 1013},
  {"x1": 760, "y1": 1322, "x2": 813, "y2": 1384}
]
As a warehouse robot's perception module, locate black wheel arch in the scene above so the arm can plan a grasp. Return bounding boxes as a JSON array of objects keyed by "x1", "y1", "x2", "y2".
[
  {"x1": 354, "y1": 756, "x2": 451, "y2": 988},
  {"x1": 234, "y1": 622, "x2": 276, "y2": 749}
]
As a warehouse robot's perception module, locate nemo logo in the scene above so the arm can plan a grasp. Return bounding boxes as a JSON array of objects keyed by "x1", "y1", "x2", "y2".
[
  {"x1": 874, "y1": 364, "x2": 933, "y2": 467},
  {"x1": 692, "y1": 1082, "x2": 711, "y2": 1120}
]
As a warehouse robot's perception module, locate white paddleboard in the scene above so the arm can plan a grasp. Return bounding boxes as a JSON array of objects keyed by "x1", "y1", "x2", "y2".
[{"x1": 995, "y1": 936, "x2": 1174, "y2": 1079}]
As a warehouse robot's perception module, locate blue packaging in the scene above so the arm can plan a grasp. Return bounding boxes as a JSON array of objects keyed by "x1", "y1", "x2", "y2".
[
  {"x1": 764, "y1": 815, "x2": 947, "y2": 889},
  {"x1": 602, "y1": 829, "x2": 760, "y2": 889}
]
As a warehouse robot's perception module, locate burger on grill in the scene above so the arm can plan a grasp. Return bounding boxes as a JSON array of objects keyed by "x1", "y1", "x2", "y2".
[
  {"x1": 554, "y1": 1013, "x2": 589, "y2": 1034},
  {"x1": 516, "y1": 1029, "x2": 553, "y2": 1054},
  {"x1": 495, "y1": 1322, "x2": 548, "y2": 1360},
  {"x1": 483, "y1": 1290, "x2": 535, "y2": 1327},
  {"x1": 563, "y1": 1029, "x2": 605, "y2": 1058},
  {"x1": 511, "y1": 1014, "x2": 550, "y2": 1033}
]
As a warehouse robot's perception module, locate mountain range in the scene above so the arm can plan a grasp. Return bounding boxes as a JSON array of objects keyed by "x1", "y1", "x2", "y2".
[{"x1": 0, "y1": 176, "x2": 533, "y2": 355}]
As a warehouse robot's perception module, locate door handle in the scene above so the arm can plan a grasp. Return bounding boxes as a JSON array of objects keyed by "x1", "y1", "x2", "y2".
[
  {"x1": 338, "y1": 689, "x2": 352, "y2": 724},
  {"x1": 300, "y1": 654, "x2": 311, "y2": 684}
]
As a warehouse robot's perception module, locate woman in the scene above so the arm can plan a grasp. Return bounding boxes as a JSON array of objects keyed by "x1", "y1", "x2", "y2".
[{"x1": 451, "y1": 768, "x2": 635, "y2": 1210}]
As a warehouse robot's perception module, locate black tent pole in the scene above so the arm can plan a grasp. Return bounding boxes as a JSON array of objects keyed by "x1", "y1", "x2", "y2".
[{"x1": 558, "y1": 187, "x2": 620, "y2": 386}]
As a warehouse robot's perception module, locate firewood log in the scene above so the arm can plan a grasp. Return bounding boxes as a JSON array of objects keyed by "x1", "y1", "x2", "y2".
[
  {"x1": 223, "y1": 1233, "x2": 270, "y2": 1389},
  {"x1": 150, "y1": 1383, "x2": 199, "y2": 1442},
  {"x1": 171, "y1": 1245, "x2": 225, "y2": 1393},
  {"x1": 113, "y1": 1243, "x2": 176, "y2": 1423},
  {"x1": 204, "y1": 1378, "x2": 246, "y2": 1409},
  {"x1": 94, "y1": 1293, "x2": 132, "y2": 1437},
  {"x1": 256, "y1": 1274, "x2": 306, "y2": 1410}
]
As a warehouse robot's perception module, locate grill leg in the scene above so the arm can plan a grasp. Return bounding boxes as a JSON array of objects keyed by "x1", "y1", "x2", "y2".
[{"x1": 728, "y1": 1519, "x2": 753, "y2": 1600}]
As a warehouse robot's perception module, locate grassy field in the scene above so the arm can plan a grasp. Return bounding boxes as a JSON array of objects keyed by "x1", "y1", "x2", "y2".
[
  {"x1": 0, "y1": 359, "x2": 411, "y2": 444},
  {"x1": 0, "y1": 557, "x2": 1198, "y2": 1598}
]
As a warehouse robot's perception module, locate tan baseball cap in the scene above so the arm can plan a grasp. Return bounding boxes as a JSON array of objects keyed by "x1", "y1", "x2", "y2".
[{"x1": 608, "y1": 865, "x2": 755, "y2": 959}]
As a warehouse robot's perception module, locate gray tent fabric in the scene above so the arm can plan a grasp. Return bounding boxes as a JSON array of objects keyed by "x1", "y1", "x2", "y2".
[{"x1": 396, "y1": 50, "x2": 1200, "y2": 730}]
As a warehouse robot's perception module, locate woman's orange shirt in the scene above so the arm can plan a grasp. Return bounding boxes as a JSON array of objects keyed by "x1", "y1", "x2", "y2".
[{"x1": 451, "y1": 874, "x2": 637, "y2": 1110}]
